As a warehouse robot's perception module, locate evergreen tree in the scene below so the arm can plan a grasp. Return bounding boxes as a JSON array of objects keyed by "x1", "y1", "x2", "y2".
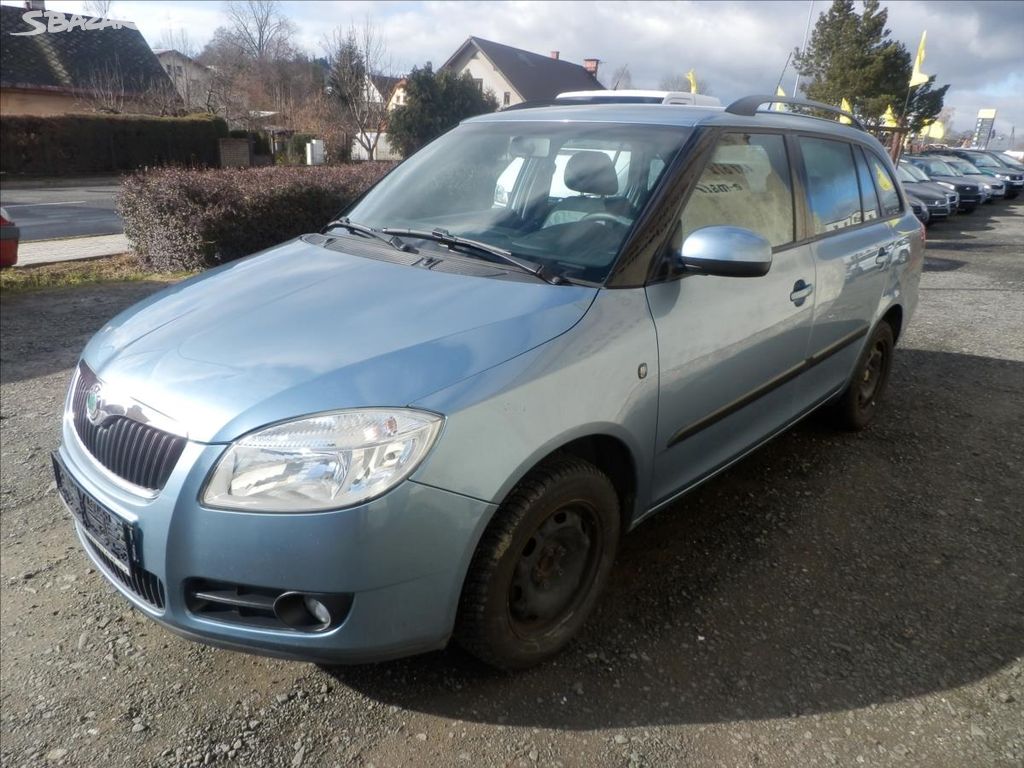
[
  {"x1": 793, "y1": 0, "x2": 947, "y2": 134},
  {"x1": 387, "y1": 65, "x2": 498, "y2": 157}
]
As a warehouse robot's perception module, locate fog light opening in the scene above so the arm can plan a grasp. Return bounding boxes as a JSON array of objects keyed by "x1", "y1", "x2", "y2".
[{"x1": 273, "y1": 591, "x2": 333, "y2": 632}]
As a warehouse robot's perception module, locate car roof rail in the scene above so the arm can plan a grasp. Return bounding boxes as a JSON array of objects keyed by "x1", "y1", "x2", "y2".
[{"x1": 725, "y1": 95, "x2": 867, "y2": 131}]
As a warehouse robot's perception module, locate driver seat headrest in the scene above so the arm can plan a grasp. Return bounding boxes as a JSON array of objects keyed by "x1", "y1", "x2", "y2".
[{"x1": 564, "y1": 151, "x2": 619, "y2": 196}]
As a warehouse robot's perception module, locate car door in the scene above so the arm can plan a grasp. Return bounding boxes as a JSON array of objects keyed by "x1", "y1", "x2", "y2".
[
  {"x1": 795, "y1": 137, "x2": 903, "y2": 403},
  {"x1": 645, "y1": 131, "x2": 817, "y2": 505}
]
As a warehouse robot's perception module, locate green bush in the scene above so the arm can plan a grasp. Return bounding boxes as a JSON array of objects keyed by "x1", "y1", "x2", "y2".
[
  {"x1": 0, "y1": 114, "x2": 228, "y2": 175},
  {"x1": 117, "y1": 163, "x2": 394, "y2": 271}
]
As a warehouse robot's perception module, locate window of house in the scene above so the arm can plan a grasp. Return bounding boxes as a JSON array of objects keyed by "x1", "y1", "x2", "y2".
[
  {"x1": 503, "y1": 92, "x2": 511, "y2": 107},
  {"x1": 473, "y1": 78, "x2": 484, "y2": 93},
  {"x1": 799, "y1": 137, "x2": 863, "y2": 234},
  {"x1": 680, "y1": 133, "x2": 795, "y2": 247}
]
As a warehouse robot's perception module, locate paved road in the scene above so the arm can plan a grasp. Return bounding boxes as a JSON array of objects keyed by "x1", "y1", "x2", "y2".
[
  {"x1": 0, "y1": 180, "x2": 122, "y2": 241},
  {"x1": 0, "y1": 202, "x2": 1021, "y2": 768}
]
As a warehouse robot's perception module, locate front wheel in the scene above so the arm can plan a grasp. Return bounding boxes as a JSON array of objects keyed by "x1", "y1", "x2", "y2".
[
  {"x1": 830, "y1": 321, "x2": 895, "y2": 431},
  {"x1": 454, "y1": 456, "x2": 620, "y2": 670}
]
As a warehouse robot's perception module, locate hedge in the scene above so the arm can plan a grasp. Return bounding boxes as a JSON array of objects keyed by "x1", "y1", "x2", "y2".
[
  {"x1": 0, "y1": 114, "x2": 229, "y2": 176},
  {"x1": 117, "y1": 163, "x2": 394, "y2": 271}
]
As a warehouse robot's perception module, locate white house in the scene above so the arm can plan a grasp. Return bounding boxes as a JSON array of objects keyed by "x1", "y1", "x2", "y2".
[
  {"x1": 154, "y1": 49, "x2": 212, "y2": 111},
  {"x1": 441, "y1": 37, "x2": 603, "y2": 108}
]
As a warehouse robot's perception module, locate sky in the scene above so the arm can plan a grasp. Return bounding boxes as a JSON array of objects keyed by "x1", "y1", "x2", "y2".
[{"x1": 17, "y1": 0, "x2": 1024, "y2": 141}]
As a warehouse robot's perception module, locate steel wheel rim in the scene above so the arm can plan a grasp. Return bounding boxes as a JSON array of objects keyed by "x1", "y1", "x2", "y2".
[
  {"x1": 507, "y1": 502, "x2": 601, "y2": 637},
  {"x1": 858, "y1": 341, "x2": 886, "y2": 407}
]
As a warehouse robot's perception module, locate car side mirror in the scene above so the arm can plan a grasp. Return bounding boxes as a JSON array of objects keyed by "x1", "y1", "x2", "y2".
[{"x1": 677, "y1": 226, "x2": 773, "y2": 278}]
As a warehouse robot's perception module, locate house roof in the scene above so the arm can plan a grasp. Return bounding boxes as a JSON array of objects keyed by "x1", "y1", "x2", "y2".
[
  {"x1": 369, "y1": 74, "x2": 402, "y2": 100},
  {"x1": 0, "y1": 4, "x2": 172, "y2": 96},
  {"x1": 441, "y1": 37, "x2": 604, "y2": 102}
]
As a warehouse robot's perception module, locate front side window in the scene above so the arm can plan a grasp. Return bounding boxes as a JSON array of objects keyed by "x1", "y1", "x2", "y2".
[
  {"x1": 799, "y1": 137, "x2": 862, "y2": 234},
  {"x1": 346, "y1": 121, "x2": 690, "y2": 283},
  {"x1": 679, "y1": 132, "x2": 794, "y2": 247}
]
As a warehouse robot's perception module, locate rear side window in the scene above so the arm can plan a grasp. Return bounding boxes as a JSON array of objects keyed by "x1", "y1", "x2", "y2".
[
  {"x1": 799, "y1": 137, "x2": 862, "y2": 234},
  {"x1": 865, "y1": 151, "x2": 902, "y2": 217},
  {"x1": 853, "y1": 147, "x2": 881, "y2": 222},
  {"x1": 680, "y1": 132, "x2": 794, "y2": 247}
]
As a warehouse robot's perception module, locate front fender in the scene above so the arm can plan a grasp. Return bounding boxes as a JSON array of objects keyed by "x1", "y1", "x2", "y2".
[{"x1": 409, "y1": 288, "x2": 660, "y2": 525}]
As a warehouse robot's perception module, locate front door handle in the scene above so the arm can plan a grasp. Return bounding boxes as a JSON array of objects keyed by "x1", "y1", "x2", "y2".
[{"x1": 790, "y1": 279, "x2": 814, "y2": 305}]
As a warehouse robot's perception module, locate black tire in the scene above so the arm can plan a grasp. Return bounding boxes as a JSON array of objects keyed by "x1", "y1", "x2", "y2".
[
  {"x1": 831, "y1": 321, "x2": 895, "y2": 431},
  {"x1": 454, "y1": 456, "x2": 620, "y2": 670}
]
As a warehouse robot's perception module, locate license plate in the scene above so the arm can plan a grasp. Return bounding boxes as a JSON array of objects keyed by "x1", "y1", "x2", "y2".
[{"x1": 52, "y1": 453, "x2": 139, "y2": 574}]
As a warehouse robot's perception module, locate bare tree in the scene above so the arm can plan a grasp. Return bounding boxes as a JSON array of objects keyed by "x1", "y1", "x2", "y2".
[
  {"x1": 659, "y1": 73, "x2": 714, "y2": 95},
  {"x1": 79, "y1": 61, "x2": 128, "y2": 113},
  {"x1": 607, "y1": 64, "x2": 633, "y2": 90},
  {"x1": 82, "y1": 0, "x2": 114, "y2": 17},
  {"x1": 324, "y1": 19, "x2": 395, "y2": 160},
  {"x1": 224, "y1": 0, "x2": 295, "y2": 61},
  {"x1": 159, "y1": 28, "x2": 198, "y2": 58}
]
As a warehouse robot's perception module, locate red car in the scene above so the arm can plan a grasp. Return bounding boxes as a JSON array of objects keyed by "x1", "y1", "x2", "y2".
[{"x1": 0, "y1": 207, "x2": 19, "y2": 267}]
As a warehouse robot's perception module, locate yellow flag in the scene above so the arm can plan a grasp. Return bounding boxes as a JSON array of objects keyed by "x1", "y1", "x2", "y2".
[
  {"x1": 839, "y1": 98, "x2": 853, "y2": 125},
  {"x1": 686, "y1": 69, "x2": 697, "y2": 94},
  {"x1": 910, "y1": 30, "x2": 929, "y2": 87},
  {"x1": 921, "y1": 120, "x2": 945, "y2": 140},
  {"x1": 773, "y1": 85, "x2": 786, "y2": 112},
  {"x1": 882, "y1": 104, "x2": 899, "y2": 128}
]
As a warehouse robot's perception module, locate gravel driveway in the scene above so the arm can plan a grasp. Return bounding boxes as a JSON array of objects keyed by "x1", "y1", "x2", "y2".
[{"x1": 2, "y1": 204, "x2": 1022, "y2": 768}]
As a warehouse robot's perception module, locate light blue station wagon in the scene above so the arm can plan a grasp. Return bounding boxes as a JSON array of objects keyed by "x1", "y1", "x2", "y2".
[{"x1": 54, "y1": 96, "x2": 923, "y2": 669}]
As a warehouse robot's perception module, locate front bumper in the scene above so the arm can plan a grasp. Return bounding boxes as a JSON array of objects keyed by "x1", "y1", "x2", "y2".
[{"x1": 56, "y1": 420, "x2": 496, "y2": 663}]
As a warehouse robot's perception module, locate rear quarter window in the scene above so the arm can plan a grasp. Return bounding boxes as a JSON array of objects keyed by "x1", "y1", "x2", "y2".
[{"x1": 864, "y1": 151, "x2": 902, "y2": 217}]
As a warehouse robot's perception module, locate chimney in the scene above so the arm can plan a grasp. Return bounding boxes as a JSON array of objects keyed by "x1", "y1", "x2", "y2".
[
  {"x1": 583, "y1": 58, "x2": 600, "y2": 77},
  {"x1": 24, "y1": 0, "x2": 46, "y2": 10},
  {"x1": 550, "y1": 51, "x2": 560, "y2": 60}
]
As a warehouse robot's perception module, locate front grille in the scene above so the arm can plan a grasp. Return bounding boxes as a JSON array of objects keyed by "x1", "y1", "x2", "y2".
[
  {"x1": 83, "y1": 535, "x2": 166, "y2": 609},
  {"x1": 71, "y1": 364, "x2": 186, "y2": 491}
]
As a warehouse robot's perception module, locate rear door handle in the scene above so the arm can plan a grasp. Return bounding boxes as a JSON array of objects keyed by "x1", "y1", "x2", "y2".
[
  {"x1": 790, "y1": 279, "x2": 814, "y2": 304},
  {"x1": 876, "y1": 244, "x2": 895, "y2": 267}
]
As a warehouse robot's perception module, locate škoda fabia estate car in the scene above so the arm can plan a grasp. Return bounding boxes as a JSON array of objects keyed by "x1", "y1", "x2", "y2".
[{"x1": 54, "y1": 95, "x2": 923, "y2": 669}]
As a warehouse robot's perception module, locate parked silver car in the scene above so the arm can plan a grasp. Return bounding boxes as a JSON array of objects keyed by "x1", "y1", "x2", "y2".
[{"x1": 54, "y1": 96, "x2": 923, "y2": 669}]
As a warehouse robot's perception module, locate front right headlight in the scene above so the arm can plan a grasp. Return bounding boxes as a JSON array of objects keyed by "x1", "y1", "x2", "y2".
[
  {"x1": 202, "y1": 409, "x2": 443, "y2": 512},
  {"x1": 936, "y1": 181, "x2": 956, "y2": 190}
]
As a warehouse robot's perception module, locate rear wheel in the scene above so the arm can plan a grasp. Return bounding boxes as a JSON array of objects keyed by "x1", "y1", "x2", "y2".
[
  {"x1": 831, "y1": 321, "x2": 895, "y2": 431},
  {"x1": 455, "y1": 456, "x2": 620, "y2": 670}
]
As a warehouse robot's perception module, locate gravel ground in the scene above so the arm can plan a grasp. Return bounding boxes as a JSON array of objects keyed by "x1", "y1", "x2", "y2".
[{"x1": 2, "y1": 203, "x2": 1022, "y2": 768}]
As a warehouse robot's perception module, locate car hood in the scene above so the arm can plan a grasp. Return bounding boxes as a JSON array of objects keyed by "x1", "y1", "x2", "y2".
[
  {"x1": 83, "y1": 237, "x2": 597, "y2": 443},
  {"x1": 927, "y1": 175, "x2": 979, "y2": 191},
  {"x1": 959, "y1": 173, "x2": 1001, "y2": 187},
  {"x1": 902, "y1": 181, "x2": 947, "y2": 202}
]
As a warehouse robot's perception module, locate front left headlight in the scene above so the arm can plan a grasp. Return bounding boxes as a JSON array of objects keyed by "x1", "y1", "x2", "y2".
[{"x1": 202, "y1": 409, "x2": 443, "y2": 512}]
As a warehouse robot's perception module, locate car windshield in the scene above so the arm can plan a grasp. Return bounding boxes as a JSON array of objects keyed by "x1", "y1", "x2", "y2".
[
  {"x1": 900, "y1": 162, "x2": 931, "y2": 182},
  {"x1": 966, "y1": 152, "x2": 1001, "y2": 168},
  {"x1": 945, "y1": 157, "x2": 982, "y2": 174},
  {"x1": 344, "y1": 120, "x2": 691, "y2": 283},
  {"x1": 913, "y1": 158, "x2": 961, "y2": 177},
  {"x1": 896, "y1": 166, "x2": 919, "y2": 183}
]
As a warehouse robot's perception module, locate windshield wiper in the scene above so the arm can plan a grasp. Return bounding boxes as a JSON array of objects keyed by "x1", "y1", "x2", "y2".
[
  {"x1": 323, "y1": 218, "x2": 415, "y2": 252},
  {"x1": 381, "y1": 227, "x2": 564, "y2": 283}
]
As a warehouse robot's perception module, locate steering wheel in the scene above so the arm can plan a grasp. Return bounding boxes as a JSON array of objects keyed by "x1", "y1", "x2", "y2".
[{"x1": 580, "y1": 212, "x2": 631, "y2": 227}]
